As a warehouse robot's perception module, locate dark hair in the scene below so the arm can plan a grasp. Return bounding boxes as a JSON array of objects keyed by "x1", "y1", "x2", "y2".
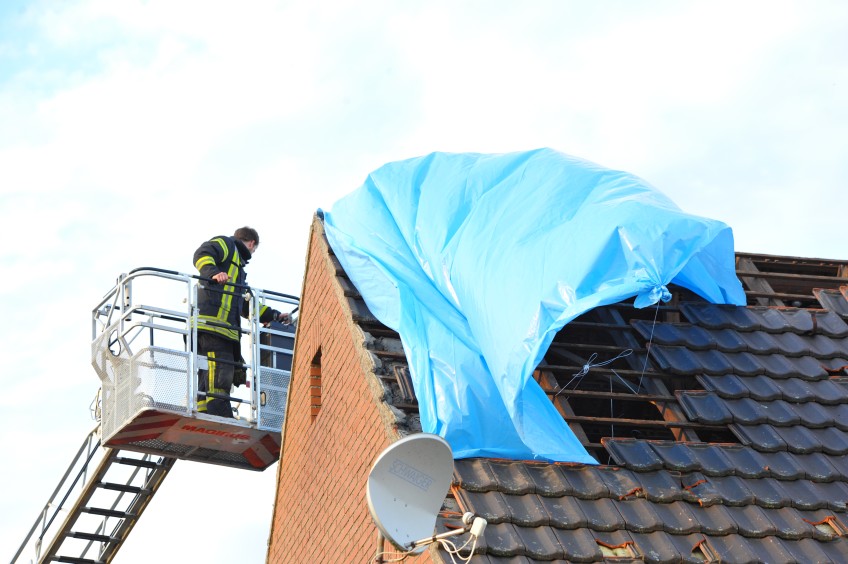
[{"x1": 234, "y1": 226, "x2": 259, "y2": 246}]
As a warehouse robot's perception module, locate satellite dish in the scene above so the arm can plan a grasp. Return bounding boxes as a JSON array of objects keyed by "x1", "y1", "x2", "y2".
[{"x1": 366, "y1": 433, "x2": 454, "y2": 552}]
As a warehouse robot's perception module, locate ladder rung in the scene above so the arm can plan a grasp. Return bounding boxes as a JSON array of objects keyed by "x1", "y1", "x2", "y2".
[
  {"x1": 50, "y1": 556, "x2": 100, "y2": 564},
  {"x1": 96, "y1": 481, "x2": 145, "y2": 494},
  {"x1": 114, "y1": 456, "x2": 159, "y2": 469},
  {"x1": 68, "y1": 531, "x2": 115, "y2": 543},
  {"x1": 82, "y1": 507, "x2": 134, "y2": 519}
]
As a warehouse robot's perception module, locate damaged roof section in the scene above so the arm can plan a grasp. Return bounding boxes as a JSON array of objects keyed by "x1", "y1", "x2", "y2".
[
  {"x1": 335, "y1": 239, "x2": 848, "y2": 561},
  {"x1": 324, "y1": 148, "x2": 747, "y2": 462}
]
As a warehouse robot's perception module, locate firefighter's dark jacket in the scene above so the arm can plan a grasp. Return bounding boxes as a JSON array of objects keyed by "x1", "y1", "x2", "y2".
[{"x1": 193, "y1": 235, "x2": 278, "y2": 341}]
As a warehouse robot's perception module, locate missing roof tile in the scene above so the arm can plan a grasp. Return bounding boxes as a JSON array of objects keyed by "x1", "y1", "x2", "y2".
[
  {"x1": 804, "y1": 515, "x2": 848, "y2": 539},
  {"x1": 538, "y1": 297, "x2": 745, "y2": 463},
  {"x1": 691, "y1": 538, "x2": 718, "y2": 563},
  {"x1": 595, "y1": 539, "x2": 639, "y2": 559}
]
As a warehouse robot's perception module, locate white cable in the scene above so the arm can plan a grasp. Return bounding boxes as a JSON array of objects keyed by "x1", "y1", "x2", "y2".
[
  {"x1": 373, "y1": 525, "x2": 481, "y2": 564},
  {"x1": 372, "y1": 534, "x2": 474, "y2": 563},
  {"x1": 437, "y1": 534, "x2": 478, "y2": 564},
  {"x1": 439, "y1": 539, "x2": 462, "y2": 564},
  {"x1": 461, "y1": 537, "x2": 478, "y2": 563},
  {"x1": 451, "y1": 533, "x2": 476, "y2": 553},
  {"x1": 439, "y1": 538, "x2": 460, "y2": 563},
  {"x1": 371, "y1": 547, "x2": 414, "y2": 562}
]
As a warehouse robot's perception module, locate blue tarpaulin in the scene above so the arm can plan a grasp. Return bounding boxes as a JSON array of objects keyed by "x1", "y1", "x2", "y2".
[{"x1": 323, "y1": 148, "x2": 745, "y2": 462}]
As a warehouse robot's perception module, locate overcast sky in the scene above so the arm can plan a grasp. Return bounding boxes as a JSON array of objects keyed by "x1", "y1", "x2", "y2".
[{"x1": 2, "y1": 1, "x2": 846, "y2": 563}]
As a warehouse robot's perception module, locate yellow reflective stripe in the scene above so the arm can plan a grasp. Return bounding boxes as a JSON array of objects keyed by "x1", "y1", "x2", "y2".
[
  {"x1": 195, "y1": 256, "x2": 216, "y2": 270},
  {"x1": 199, "y1": 325, "x2": 238, "y2": 340},
  {"x1": 198, "y1": 350, "x2": 215, "y2": 412},
  {"x1": 195, "y1": 316, "x2": 239, "y2": 340},
  {"x1": 219, "y1": 272, "x2": 235, "y2": 319},
  {"x1": 208, "y1": 351, "x2": 220, "y2": 393},
  {"x1": 217, "y1": 248, "x2": 240, "y2": 322},
  {"x1": 212, "y1": 237, "x2": 229, "y2": 262}
]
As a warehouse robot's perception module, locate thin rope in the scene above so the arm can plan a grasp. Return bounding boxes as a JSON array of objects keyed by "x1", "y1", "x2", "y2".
[
  {"x1": 609, "y1": 371, "x2": 614, "y2": 440},
  {"x1": 636, "y1": 300, "x2": 662, "y2": 393},
  {"x1": 554, "y1": 349, "x2": 633, "y2": 398}
]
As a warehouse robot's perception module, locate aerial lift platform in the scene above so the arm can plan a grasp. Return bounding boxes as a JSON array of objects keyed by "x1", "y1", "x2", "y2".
[{"x1": 11, "y1": 267, "x2": 298, "y2": 564}]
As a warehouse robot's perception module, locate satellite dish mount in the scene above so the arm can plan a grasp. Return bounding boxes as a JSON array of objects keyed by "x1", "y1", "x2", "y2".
[{"x1": 366, "y1": 434, "x2": 487, "y2": 561}]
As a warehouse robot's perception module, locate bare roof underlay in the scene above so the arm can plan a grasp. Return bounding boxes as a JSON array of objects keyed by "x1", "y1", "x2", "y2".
[{"x1": 331, "y1": 236, "x2": 848, "y2": 562}]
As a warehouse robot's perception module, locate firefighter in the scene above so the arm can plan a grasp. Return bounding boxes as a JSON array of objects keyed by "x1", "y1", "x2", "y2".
[{"x1": 192, "y1": 226, "x2": 290, "y2": 417}]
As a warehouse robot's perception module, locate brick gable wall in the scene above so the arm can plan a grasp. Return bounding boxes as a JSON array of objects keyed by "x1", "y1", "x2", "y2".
[{"x1": 267, "y1": 218, "x2": 435, "y2": 563}]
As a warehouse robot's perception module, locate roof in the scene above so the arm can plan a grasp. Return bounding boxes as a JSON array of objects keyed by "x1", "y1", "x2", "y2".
[{"x1": 328, "y1": 229, "x2": 848, "y2": 562}]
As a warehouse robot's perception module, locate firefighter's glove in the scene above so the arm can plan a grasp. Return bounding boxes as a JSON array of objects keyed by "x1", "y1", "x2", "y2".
[
  {"x1": 275, "y1": 312, "x2": 292, "y2": 324},
  {"x1": 233, "y1": 367, "x2": 247, "y2": 387}
]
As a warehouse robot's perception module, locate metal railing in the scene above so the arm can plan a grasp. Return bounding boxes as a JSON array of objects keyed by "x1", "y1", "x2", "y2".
[
  {"x1": 10, "y1": 428, "x2": 100, "y2": 564},
  {"x1": 91, "y1": 267, "x2": 299, "y2": 434},
  {"x1": 10, "y1": 426, "x2": 178, "y2": 564}
]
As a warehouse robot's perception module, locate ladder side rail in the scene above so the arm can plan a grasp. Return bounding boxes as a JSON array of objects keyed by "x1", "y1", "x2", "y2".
[
  {"x1": 37, "y1": 448, "x2": 117, "y2": 563},
  {"x1": 9, "y1": 427, "x2": 100, "y2": 564},
  {"x1": 43, "y1": 450, "x2": 177, "y2": 564},
  {"x1": 37, "y1": 448, "x2": 126, "y2": 563},
  {"x1": 36, "y1": 434, "x2": 103, "y2": 558}
]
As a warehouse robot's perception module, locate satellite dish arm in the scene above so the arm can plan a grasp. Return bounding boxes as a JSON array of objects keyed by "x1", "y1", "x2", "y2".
[{"x1": 409, "y1": 512, "x2": 487, "y2": 552}]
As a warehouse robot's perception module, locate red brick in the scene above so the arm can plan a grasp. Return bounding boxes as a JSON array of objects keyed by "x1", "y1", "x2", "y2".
[{"x1": 267, "y1": 219, "x2": 398, "y2": 563}]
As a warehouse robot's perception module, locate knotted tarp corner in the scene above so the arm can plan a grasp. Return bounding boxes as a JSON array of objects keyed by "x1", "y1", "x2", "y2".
[{"x1": 324, "y1": 148, "x2": 745, "y2": 462}]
